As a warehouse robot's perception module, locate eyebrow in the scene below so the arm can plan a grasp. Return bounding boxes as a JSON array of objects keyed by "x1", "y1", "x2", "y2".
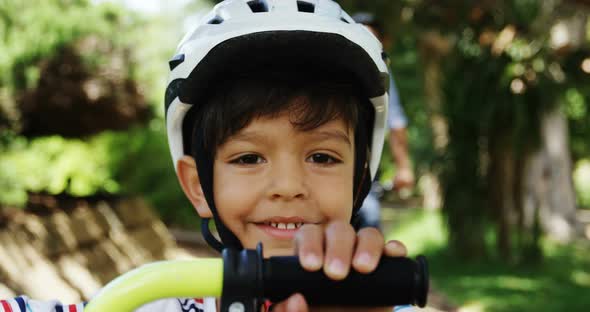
[
  {"x1": 309, "y1": 130, "x2": 352, "y2": 147},
  {"x1": 227, "y1": 132, "x2": 268, "y2": 144},
  {"x1": 228, "y1": 129, "x2": 352, "y2": 147}
]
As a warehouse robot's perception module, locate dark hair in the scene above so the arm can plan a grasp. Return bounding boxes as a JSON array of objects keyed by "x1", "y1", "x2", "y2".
[{"x1": 186, "y1": 69, "x2": 372, "y2": 157}]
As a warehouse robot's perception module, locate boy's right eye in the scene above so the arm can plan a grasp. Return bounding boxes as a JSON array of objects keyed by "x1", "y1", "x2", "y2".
[{"x1": 230, "y1": 154, "x2": 266, "y2": 165}]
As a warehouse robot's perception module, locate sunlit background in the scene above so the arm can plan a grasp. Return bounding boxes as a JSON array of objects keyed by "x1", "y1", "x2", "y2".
[{"x1": 0, "y1": 1, "x2": 589, "y2": 311}]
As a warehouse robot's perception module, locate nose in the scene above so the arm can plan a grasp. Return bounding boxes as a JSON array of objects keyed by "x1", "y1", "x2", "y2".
[{"x1": 267, "y1": 155, "x2": 308, "y2": 201}]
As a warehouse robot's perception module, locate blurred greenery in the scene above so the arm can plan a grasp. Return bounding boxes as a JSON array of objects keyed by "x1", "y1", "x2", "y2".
[
  {"x1": 0, "y1": 0, "x2": 200, "y2": 227},
  {"x1": 574, "y1": 159, "x2": 590, "y2": 209},
  {"x1": 107, "y1": 124, "x2": 197, "y2": 228},
  {"x1": 1, "y1": 0, "x2": 132, "y2": 206},
  {"x1": 0, "y1": 0, "x2": 128, "y2": 92},
  {"x1": 387, "y1": 209, "x2": 590, "y2": 312},
  {"x1": 342, "y1": 0, "x2": 590, "y2": 262},
  {"x1": 0, "y1": 0, "x2": 589, "y2": 309},
  {"x1": 0, "y1": 135, "x2": 120, "y2": 205},
  {"x1": 0, "y1": 0, "x2": 588, "y2": 252}
]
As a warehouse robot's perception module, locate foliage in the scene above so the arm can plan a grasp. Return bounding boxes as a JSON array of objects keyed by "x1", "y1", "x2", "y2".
[
  {"x1": 408, "y1": 0, "x2": 590, "y2": 262},
  {"x1": 336, "y1": 1, "x2": 435, "y2": 182},
  {"x1": 387, "y1": 209, "x2": 590, "y2": 312},
  {"x1": 0, "y1": 0, "x2": 204, "y2": 229},
  {"x1": 0, "y1": 0, "x2": 133, "y2": 208},
  {"x1": 0, "y1": 125, "x2": 197, "y2": 226},
  {"x1": 0, "y1": 134, "x2": 120, "y2": 206},
  {"x1": 562, "y1": 52, "x2": 590, "y2": 161},
  {"x1": 0, "y1": 0, "x2": 146, "y2": 135},
  {"x1": 574, "y1": 159, "x2": 590, "y2": 209},
  {"x1": 0, "y1": 0, "x2": 124, "y2": 88},
  {"x1": 107, "y1": 124, "x2": 198, "y2": 228}
]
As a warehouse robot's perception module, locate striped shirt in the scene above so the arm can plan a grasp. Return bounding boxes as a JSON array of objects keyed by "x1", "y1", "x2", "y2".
[{"x1": 1, "y1": 296, "x2": 416, "y2": 311}]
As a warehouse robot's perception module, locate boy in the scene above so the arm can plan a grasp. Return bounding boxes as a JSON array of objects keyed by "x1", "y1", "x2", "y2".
[{"x1": 1, "y1": 0, "x2": 413, "y2": 311}]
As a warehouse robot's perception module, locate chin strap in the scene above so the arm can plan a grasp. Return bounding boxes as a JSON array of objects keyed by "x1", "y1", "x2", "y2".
[{"x1": 201, "y1": 218, "x2": 224, "y2": 252}]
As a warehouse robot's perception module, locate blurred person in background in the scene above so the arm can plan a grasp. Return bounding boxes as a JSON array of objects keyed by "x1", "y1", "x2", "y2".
[{"x1": 353, "y1": 12, "x2": 415, "y2": 229}]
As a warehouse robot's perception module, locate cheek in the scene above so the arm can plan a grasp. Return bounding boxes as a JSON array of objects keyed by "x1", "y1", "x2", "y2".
[
  {"x1": 309, "y1": 166, "x2": 355, "y2": 221},
  {"x1": 212, "y1": 162, "x2": 257, "y2": 226}
]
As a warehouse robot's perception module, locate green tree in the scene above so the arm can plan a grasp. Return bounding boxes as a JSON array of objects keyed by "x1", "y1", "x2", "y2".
[
  {"x1": 0, "y1": 0, "x2": 147, "y2": 206},
  {"x1": 414, "y1": 0, "x2": 585, "y2": 262},
  {"x1": 339, "y1": 0, "x2": 586, "y2": 262}
]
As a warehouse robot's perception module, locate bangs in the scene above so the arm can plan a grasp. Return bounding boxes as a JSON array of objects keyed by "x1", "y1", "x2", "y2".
[{"x1": 190, "y1": 70, "x2": 368, "y2": 155}]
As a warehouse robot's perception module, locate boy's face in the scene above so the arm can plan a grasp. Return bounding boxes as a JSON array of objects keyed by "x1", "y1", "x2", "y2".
[{"x1": 183, "y1": 109, "x2": 356, "y2": 257}]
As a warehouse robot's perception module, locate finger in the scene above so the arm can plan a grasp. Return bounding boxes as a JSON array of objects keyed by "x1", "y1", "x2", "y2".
[
  {"x1": 271, "y1": 293, "x2": 308, "y2": 312},
  {"x1": 352, "y1": 227, "x2": 384, "y2": 273},
  {"x1": 384, "y1": 240, "x2": 408, "y2": 257},
  {"x1": 294, "y1": 224, "x2": 324, "y2": 271},
  {"x1": 323, "y1": 221, "x2": 356, "y2": 280}
]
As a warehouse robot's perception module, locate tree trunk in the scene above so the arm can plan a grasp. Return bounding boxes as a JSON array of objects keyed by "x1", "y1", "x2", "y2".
[
  {"x1": 521, "y1": 109, "x2": 579, "y2": 245},
  {"x1": 488, "y1": 130, "x2": 517, "y2": 260},
  {"x1": 489, "y1": 108, "x2": 579, "y2": 263},
  {"x1": 418, "y1": 31, "x2": 449, "y2": 211},
  {"x1": 419, "y1": 31, "x2": 450, "y2": 153}
]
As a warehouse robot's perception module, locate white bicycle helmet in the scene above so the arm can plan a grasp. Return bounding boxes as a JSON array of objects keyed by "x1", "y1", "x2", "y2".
[{"x1": 165, "y1": 0, "x2": 390, "y2": 251}]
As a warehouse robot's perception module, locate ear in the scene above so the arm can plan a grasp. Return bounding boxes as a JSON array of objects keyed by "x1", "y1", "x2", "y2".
[{"x1": 176, "y1": 155, "x2": 213, "y2": 218}]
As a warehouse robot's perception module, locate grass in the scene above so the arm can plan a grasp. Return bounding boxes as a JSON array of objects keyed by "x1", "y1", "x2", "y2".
[{"x1": 385, "y1": 209, "x2": 590, "y2": 312}]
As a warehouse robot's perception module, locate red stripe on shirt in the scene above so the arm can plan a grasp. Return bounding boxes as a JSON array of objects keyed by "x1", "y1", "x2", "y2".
[
  {"x1": 0, "y1": 301, "x2": 13, "y2": 312},
  {"x1": 264, "y1": 300, "x2": 273, "y2": 312},
  {"x1": 194, "y1": 298, "x2": 204, "y2": 304},
  {"x1": 68, "y1": 305, "x2": 77, "y2": 312}
]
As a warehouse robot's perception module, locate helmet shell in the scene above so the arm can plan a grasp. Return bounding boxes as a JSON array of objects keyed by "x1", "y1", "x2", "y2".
[{"x1": 165, "y1": 0, "x2": 389, "y2": 179}]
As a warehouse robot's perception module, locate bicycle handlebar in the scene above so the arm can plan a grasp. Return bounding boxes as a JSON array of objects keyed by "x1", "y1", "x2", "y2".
[
  {"x1": 84, "y1": 259, "x2": 223, "y2": 311},
  {"x1": 263, "y1": 255, "x2": 428, "y2": 306},
  {"x1": 85, "y1": 245, "x2": 428, "y2": 312}
]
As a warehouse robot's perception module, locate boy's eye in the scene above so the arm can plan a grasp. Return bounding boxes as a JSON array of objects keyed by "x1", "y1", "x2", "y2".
[
  {"x1": 307, "y1": 153, "x2": 340, "y2": 164},
  {"x1": 231, "y1": 154, "x2": 265, "y2": 165}
]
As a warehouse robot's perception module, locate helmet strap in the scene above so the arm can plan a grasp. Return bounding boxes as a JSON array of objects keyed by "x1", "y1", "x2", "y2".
[
  {"x1": 192, "y1": 117, "x2": 245, "y2": 252},
  {"x1": 201, "y1": 218, "x2": 224, "y2": 252}
]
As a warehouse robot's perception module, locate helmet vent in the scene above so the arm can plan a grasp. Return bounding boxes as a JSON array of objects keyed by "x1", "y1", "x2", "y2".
[
  {"x1": 247, "y1": 0, "x2": 269, "y2": 13},
  {"x1": 340, "y1": 17, "x2": 350, "y2": 24},
  {"x1": 208, "y1": 16, "x2": 224, "y2": 24},
  {"x1": 296, "y1": 1, "x2": 315, "y2": 13}
]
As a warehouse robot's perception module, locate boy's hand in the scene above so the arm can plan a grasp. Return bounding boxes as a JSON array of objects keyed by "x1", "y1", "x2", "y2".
[{"x1": 271, "y1": 220, "x2": 407, "y2": 312}]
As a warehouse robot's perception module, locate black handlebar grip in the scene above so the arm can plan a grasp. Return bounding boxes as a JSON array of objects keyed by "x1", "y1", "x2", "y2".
[{"x1": 262, "y1": 255, "x2": 428, "y2": 307}]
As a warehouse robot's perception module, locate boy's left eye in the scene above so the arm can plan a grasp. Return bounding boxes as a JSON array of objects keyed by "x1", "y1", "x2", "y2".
[{"x1": 307, "y1": 153, "x2": 340, "y2": 164}]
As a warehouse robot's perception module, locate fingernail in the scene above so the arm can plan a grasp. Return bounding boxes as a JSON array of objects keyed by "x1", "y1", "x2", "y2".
[
  {"x1": 327, "y1": 259, "x2": 347, "y2": 277},
  {"x1": 303, "y1": 253, "x2": 321, "y2": 269},
  {"x1": 354, "y1": 252, "x2": 372, "y2": 268},
  {"x1": 386, "y1": 241, "x2": 399, "y2": 250},
  {"x1": 386, "y1": 240, "x2": 407, "y2": 255},
  {"x1": 287, "y1": 294, "x2": 305, "y2": 312}
]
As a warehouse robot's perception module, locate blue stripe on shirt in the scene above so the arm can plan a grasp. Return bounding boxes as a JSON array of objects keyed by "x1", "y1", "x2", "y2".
[{"x1": 14, "y1": 297, "x2": 26, "y2": 312}]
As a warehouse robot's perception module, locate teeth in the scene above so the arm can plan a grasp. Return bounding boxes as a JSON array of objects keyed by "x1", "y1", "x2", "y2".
[{"x1": 268, "y1": 222, "x2": 304, "y2": 230}]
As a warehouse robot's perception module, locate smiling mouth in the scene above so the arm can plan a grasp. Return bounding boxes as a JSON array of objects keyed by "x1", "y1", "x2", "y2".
[{"x1": 262, "y1": 222, "x2": 305, "y2": 230}]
